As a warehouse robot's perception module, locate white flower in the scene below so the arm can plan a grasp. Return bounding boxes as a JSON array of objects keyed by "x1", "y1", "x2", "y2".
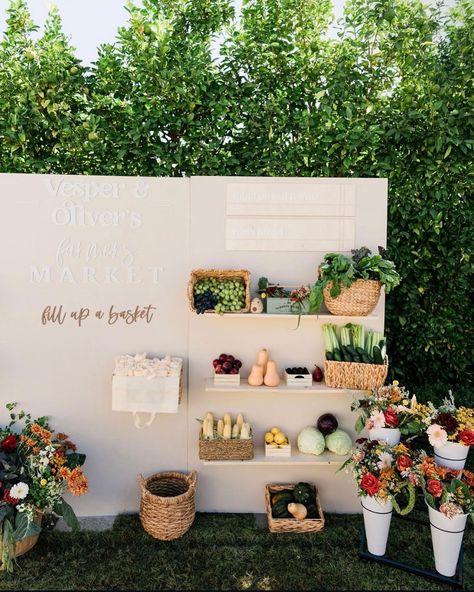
[
  {"x1": 377, "y1": 452, "x2": 393, "y2": 470},
  {"x1": 427, "y1": 423, "x2": 448, "y2": 448},
  {"x1": 370, "y1": 410, "x2": 385, "y2": 429},
  {"x1": 10, "y1": 482, "x2": 29, "y2": 500},
  {"x1": 439, "y1": 502, "x2": 463, "y2": 519}
]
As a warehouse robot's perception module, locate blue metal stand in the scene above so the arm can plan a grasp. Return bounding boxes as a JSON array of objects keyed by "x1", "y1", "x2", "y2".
[{"x1": 359, "y1": 512, "x2": 465, "y2": 589}]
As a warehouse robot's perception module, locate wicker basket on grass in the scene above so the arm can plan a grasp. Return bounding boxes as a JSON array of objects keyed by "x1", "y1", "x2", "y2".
[
  {"x1": 199, "y1": 435, "x2": 254, "y2": 461},
  {"x1": 323, "y1": 279, "x2": 381, "y2": 316},
  {"x1": 139, "y1": 471, "x2": 197, "y2": 541},
  {"x1": 324, "y1": 358, "x2": 388, "y2": 390},
  {"x1": 0, "y1": 510, "x2": 42, "y2": 560},
  {"x1": 265, "y1": 484, "x2": 325, "y2": 534},
  {"x1": 187, "y1": 269, "x2": 251, "y2": 313}
]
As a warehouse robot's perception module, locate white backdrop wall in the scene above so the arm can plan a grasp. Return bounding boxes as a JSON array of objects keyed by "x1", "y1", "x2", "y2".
[{"x1": 0, "y1": 174, "x2": 387, "y2": 516}]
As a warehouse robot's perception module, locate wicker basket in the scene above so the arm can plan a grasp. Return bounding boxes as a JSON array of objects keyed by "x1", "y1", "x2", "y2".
[
  {"x1": 324, "y1": 358, "x2": 388, "y2": 390},
  {"x1": 139, "y1": 471, "x2": 197, "y2": 541},
  {"x1": 199, "y1": 436, "x2": 254, "y2": 461},
  {"x1": 323, "y1": 279, "x2": 381, "y2": 316},
  {"x1": 265, "y1": 483, "x2": 325, "y2": 533},
  {"x1": 187, "y1": 269, "x2": 251, "y2": 314},
  {"x1": 0, "y1": 510, "x2": 42, "y2": 560}
]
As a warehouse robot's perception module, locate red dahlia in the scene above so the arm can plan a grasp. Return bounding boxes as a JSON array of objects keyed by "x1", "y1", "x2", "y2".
[{"x1": 434, "y1": 413, "x2": 458, "y2": 435}]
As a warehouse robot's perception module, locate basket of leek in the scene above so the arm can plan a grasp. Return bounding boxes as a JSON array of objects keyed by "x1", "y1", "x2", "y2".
[{"x1": 322, "y1": 323, "x2": 388, "y2": 390}]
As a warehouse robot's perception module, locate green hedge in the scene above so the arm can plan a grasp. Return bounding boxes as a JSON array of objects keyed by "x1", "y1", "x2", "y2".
[{"x1": 1, "y1": 0, "x2": 472, "y2": 401}]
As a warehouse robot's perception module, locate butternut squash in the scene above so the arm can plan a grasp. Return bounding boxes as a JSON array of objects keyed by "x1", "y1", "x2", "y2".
[
  {"x1": 247, "y1": 364, "x2": 264, "y2": 386},
  {"x1": 223, "y1": 412, "x2": 231, "y2": 425},
  {"x1": 287, "y1": 503, "x2": 308, "y2": 520},
  {"x1": 217, "y1": 419, "x2": 224, "y2": 437},
  {"x1": 232, "y1": 423, "x2": 240, "y2": 438},
  {"x1": 256, "y1": 348, "x2": 269, "y2": 374},
  {"x1": 236, "y1": 413, "x2": 244, "y2": 430},
  {"x1": 264, "y1": 360, "x2": 280, "y2": 387}
]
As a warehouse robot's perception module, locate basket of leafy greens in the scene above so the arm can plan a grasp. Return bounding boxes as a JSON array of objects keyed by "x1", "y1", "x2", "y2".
[{"x1": 309, "y1": 247, "x2": 400, "y2": 316}]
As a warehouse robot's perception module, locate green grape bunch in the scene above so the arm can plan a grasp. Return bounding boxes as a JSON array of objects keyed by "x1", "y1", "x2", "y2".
[{"x1": 194, "y1": 277, "x2": 246, "y2": 314}]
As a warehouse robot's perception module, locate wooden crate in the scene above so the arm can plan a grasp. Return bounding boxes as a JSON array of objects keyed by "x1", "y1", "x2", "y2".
[{"x1": 265, "y1": 442, "x2": 291, "y2": 457}]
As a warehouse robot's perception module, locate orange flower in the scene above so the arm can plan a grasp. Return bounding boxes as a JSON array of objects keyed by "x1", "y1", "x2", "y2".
[
  {"x1": 58, "y1": 466, "x2": 71, "y2": 479},
  {"x1": 30, "y1": 423, "x2": 52, "y2": 443},
  {"x1": 32, "y1": 447, "x2": 40, "y2": 454},
  {"x1": 380, "y1": 468, "x2": 395, "y2": 481},
  {"x1": 56, "y1": 433, "x2": 69, "y2": 441},
  {"x1": 66, "y1": 467, "x2": 88, "y2": 496},
  {"x1": 50, "y1": 451, "x2": 66, "y2": 474},
  {"x1": 419, "y1": 456, "x2": 440, "y2": 478},
  {"x1": 389, "y1": 389, "x2": 402, "y2": 404},
  {"x1": 463, "y1": 469, "x2": 474, "y2": 487}
]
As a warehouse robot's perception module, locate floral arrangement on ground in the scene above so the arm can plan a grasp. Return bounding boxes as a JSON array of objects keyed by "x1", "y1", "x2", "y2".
[{"x1": 0, "y1": 403, "x2": 87, "y2": 572}]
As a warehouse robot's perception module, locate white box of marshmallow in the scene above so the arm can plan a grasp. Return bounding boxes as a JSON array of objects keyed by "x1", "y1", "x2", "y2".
[{"x1": 112, "y1": 353, "x2": 183, "y2": 414}]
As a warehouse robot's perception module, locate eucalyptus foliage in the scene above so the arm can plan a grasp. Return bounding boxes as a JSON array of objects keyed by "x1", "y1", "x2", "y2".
[{"x1": 0, "y1": 0, "x2": 472, "y2": 395}]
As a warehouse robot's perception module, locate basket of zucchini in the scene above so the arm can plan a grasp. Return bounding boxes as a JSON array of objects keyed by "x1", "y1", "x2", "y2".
[
  {"x1": 265, "y1": 482, "x2": 325, "y2": 533},
  {"x1": 323, "y1": 323, "x2": 388, "y2": 390}
]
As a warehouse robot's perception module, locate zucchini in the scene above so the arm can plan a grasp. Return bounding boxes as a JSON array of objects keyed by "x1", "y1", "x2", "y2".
[
  {"x1": 361, "y1": 353, "x2": 372, "y2": 364},
  {"x1": 326, "y1": 351, "x2": 334, "y2": 361},
  {"x1": 347, "y1": 345, "x2": 359, "y2": 359},
  {"x1": 373, "y1": 346, "x2": 384, "y2": 365},
  {"x1": 341, "y1": 346, "x2": 353, "y2": 362},
  {"x1": 333, "y1": 348, "x2": 342, "y2": 362}
]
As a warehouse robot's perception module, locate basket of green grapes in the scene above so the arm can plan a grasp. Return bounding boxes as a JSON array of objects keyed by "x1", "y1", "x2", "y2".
[{"x1": 188, "y1": 269, "x2": 250, "y2": 314}]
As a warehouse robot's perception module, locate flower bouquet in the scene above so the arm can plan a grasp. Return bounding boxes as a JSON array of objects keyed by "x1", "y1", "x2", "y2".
[
  {"x1": 352, "y1": 382, "x2": 430, "y2": 443},
  {"x1": 425, "y1": 392, "x2": 474, "y2": 470},
  {"x1": 0, "y1": 403, "x2": 88, "y2": 572},
  {"x1": 340, "y1": 438, "x2": 416, "y2": 555},
  {"x1": 414, "y1": 453, "x2": 473, "y2": 576}
]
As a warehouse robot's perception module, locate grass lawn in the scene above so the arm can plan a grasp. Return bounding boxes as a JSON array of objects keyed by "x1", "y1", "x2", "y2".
[{"x1": 0, "y1": 511, "x2": 472, "y2": 591}]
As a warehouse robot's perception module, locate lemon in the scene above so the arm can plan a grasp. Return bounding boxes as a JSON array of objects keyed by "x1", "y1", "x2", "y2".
[
  {"x1": 274, "y1": 432, "x2": 286, "y2": 445},
  {"x1": 264, "y1": 432, "x2": 274, "y2": 444},
  {"x1": 270, "y1": 427, "x2": 281, "y2": 435}
]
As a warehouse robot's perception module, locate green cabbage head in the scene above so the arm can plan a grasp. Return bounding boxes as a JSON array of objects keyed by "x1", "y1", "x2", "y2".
[
  {"x1": 325, "y1": 429, "x2": 352, "y2": 455},
  {"x1": 297, "y1": 426, "x2": 325, "y2": 455}
]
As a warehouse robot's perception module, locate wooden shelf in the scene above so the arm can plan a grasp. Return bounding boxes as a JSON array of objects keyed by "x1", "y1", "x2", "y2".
[
  {"x1": 203, "y1": 312, "x2": 379, "y2": 320},
  {"x1": 205, "y1": 378, "x2": 356, "y2": 395},
  {"x1": 202, "y1": 446, "x2": 347, "y2": 466}
]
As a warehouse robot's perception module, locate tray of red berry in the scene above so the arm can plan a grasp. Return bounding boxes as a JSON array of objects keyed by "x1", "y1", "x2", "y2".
[{"x1": 212, "y1": 353, "x2": 242, "y2": 385}]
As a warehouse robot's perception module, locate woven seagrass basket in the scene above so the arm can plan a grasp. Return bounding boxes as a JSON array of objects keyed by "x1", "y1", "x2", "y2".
[
  {"x1": 323, "y1": 279, "x2": 381, "y2": 316},
  {"x1": 187, "y1": 269, "x2": 251, "y2": 313},
  {"x1": 199, "y1": 436, "x2": 254, "y2": 461},
  {"x1": 139, "y1": 471, "x2": 197, "y2": 541},
  {"x1": 0, "y1": 510, "x2": 42, "y2": 560},
  {"x1": 265, "y1": 483, "x2": 325, "y2": 533},
  {"x1": 324, "y1": 358, "x2": 388, "y2": 390}
]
